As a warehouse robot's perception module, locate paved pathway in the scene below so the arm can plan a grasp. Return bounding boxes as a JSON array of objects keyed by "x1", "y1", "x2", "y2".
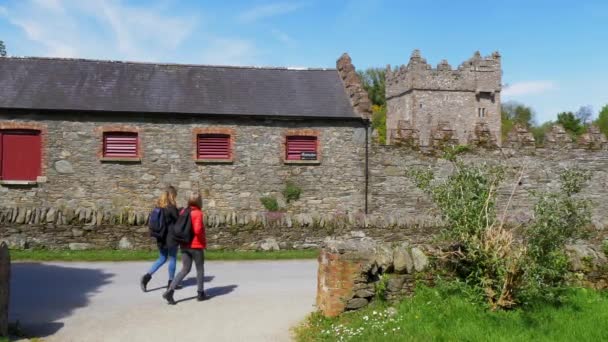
[{"x1": 10, "y1": 260, "x2": 317, "y2": 342}]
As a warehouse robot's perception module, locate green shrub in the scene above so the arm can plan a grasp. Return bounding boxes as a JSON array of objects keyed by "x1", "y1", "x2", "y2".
[
  {"x1": 260, "y1": 196, "x2": 279, "y2": 212},
  {"x1": 603, "y1": 240, "x2": 608, "y2": 257},
  {"x1": 409, "y1": 159, "x2": 592, "y2": 310},
  {"x1": 521, "y1": 169, "x2": 591, "y2": 303},
  {"x1": 375, "y1": 273, "x2": 389, "y2": 302},
  {"x1": 283, "y1": 181, "x2": 302, "y2": 203}
]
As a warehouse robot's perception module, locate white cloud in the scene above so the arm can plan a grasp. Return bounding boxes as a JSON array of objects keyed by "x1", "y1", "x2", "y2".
[
  {"x1": 3, "y1": 0, "x2": 198, "y2": 61},
  {"x1": 503, "y1": 81, "x2": 557, "y2": 97},
  {"x1": 238, "y1": 2, "x2": 304, "y2": 23},
  {"x1": 200, "y1": 38, "x2": 258, "y2": 66}
]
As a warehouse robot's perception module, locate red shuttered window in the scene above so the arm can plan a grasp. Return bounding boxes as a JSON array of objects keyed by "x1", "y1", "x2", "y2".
[
  {"x1": 103, "y1": 132, "x2": 138, "y2": 158},
  {"x1": 286, "y1": 136, "x2": 318, "y2": 161},
  {"x1": 0, "y1": 130, "x2": 42, "y2": 181},
  {"x1": 197, "y1": 134, "x2": 231, "y2": 160}
]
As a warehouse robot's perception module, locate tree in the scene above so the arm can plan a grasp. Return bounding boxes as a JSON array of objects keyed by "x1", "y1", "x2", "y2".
[
  {"x1": 556, "y1": 111, "x2": 584, "y2": 137},
  {"x1": 357, "y1": 68, "x2": 386, "y2": 107},
  {"x1": 501, "y1": 101, "x2": 535, "y2": 140},
  {"x1": 502, "y1": 101, "x2": 534, "y2": 127},
  {"x1": 576, "y1": 105, "x2": 593, "y2": 125},
  {"x1": 0, "y1": 40, "x2": 6, "y2": 57},
  {"x1": 531, "y1": 121, "x2": 554, "y2": 144},
  {"x1": 594, "y1": 105, "x2": 608, "y2": 136}
]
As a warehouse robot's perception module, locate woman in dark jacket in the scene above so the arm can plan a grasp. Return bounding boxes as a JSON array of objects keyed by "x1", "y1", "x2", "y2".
[{"x1": 140, "y1": 187, "x2": 180, "y2": 291}]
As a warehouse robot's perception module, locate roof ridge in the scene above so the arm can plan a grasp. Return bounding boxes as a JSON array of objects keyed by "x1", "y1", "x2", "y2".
[{"x1": 1, "y1": 56, "x2": 336, "y2": 71}]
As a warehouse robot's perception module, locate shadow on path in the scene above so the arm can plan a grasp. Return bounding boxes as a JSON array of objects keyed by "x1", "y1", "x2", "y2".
[
  {"x1": 9, "y1": 263, "x2": 113, "y2": 338},
  {"x1": 146, "y1": 275, "x2": 215, "y2": 292},
  {"x1": 176, "y1": 285, "x2": 238, "y2": 304}
]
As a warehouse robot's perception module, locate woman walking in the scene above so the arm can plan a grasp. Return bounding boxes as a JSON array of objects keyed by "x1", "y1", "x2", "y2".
[
  {"x1": 163, "y1": 191, "x2": 207, "y2": 304},
  {"x1": 140, "y1": 187, "x2": 179, "y2": 291}
]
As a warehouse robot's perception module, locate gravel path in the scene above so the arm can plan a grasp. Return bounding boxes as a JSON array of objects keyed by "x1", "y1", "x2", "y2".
[{"x1": 10, "y1": 260, "x2": 317, "y2": 342}]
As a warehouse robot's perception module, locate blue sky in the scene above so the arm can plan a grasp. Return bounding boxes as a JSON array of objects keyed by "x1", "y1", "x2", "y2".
[{"x1": 0, "y1": 0, "x2": 607, "y2": 123}]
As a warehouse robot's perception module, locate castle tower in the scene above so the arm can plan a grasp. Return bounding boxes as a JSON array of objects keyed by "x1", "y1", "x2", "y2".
[{"x1": 385, "y1": 50, "x2": 502, "y2": 147}]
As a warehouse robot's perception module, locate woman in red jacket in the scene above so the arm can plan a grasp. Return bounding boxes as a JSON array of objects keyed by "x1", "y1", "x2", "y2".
[{"x1": 163, "y1": 191, "x2": 207, "y2": 305}]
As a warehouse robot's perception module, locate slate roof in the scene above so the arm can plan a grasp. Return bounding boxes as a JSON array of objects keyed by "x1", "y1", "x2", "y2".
[{"x1": 0, "y1": 57, "x2": 360, "y2": 119}]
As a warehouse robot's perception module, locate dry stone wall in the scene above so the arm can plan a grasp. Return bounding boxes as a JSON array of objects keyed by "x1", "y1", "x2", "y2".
[
  {"x1": 370, "y1": 144, "x2": 608, "y2": 233},
  {"x1": 0, "y1": 211, "x2": 441, "y2": 251},
  {"x1": 316, "y1": 238, "x2": 433, "y2": 317},
  {"x1": 316, "y1": 237, "x2": 608, "y2": 318}
]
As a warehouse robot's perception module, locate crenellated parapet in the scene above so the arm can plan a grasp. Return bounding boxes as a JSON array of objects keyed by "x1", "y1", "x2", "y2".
[
  {"x1": 386, "y1": 50, "x2": 502, "y2": 99},
  {"x1": 577, "y1": 125, "x2": 607, "y2": 150},
  {"x1": 469, "y1": 122, "x2": 499, "y2": 148},
  {"x1": 543, "y1": 124, "x2": 573, "y2": 149},
  {"x1": 505, "y1": 124, "x2": 536, "y2": 149},
  {"x1": 389, "y1": 120, "x2": 420, "y2": 148}
]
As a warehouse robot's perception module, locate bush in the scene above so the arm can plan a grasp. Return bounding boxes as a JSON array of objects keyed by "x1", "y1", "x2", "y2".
[
  {"x1": 260, "y1": 196, "x2": 279, "y2": 212},
  {"x1": 409, "y1": 160, "x2": 592, "y2": 310},
  {"x1": 283, "y1": 181, "x2": 302, "y2": 203},
  {"x1": 520, "y1": 169, "x2": 591, "y2": 302}
]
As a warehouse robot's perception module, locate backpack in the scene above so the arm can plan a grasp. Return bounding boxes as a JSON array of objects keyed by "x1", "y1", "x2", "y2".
[
  {"x1": 148, "y1": 207, "x2": 166, "y2": 239},
  {"x1": 171, "y1": 207, "x2": 193, "y2": 244}
]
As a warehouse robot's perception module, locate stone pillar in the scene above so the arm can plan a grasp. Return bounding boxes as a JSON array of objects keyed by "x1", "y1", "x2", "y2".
[
  {"x1": 0, "y1": 242, "x2": 9, "y2": 337},
  {"x1": 316, "y1": 249, "x2": 366, "y2": 317}
]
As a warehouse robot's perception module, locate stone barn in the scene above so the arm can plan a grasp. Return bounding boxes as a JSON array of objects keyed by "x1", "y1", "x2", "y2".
[{"x1": 0, "y1": 54, "x2": 371, "y2": 215}]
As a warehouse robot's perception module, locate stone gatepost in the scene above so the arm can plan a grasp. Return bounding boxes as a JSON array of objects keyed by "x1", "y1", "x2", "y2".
[
  {"x1": 316, "y1": 247, "x2": 369, "y2": 317},
  {"x1": 0, "y1": 242, "x2": 9, "y2": 337},
  {"x1": 316, "y1": 239, "x2": 432, "y2": 317}
]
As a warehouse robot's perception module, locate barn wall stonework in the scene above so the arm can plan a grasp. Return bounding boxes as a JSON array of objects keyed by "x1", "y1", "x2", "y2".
[{"x1": 0, "y1": 112, "x2": 367, "y2": 215}]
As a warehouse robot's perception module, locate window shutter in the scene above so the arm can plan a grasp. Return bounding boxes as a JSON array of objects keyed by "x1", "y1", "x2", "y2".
[
  {"x1": 198, "y1": 134, "x2": 231, "y2": 160},
  {"x1": 1, "y1": 130, "x2": 42, "y2": 181},
  {"x1": 103, "y1": 132, "x2": 138, "y2": 158},
  {"x1": 286, "y1": 136, "x2": 317, "y2": 160}
]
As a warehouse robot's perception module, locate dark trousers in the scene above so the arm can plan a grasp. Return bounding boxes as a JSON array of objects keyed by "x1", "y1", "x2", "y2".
[{"x1": 170, "y1": 248, "x2": 205, "y2": 293}]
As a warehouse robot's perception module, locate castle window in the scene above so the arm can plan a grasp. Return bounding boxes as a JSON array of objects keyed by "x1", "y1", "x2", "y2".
[
  {"x1": 478, "y1": 108, "x2": 486, "y2": 118},
  {"x1": 0, "y1": 130, "x2": 42, "y2": 181}
]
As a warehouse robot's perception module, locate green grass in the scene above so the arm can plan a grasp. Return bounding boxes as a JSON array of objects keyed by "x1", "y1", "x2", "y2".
[
  {"x1": 295, "y1": 284, "x2": 608, "y2": 341},
  {"x1": 10, "y1": 249, "x2": 319, "y2": 262}
]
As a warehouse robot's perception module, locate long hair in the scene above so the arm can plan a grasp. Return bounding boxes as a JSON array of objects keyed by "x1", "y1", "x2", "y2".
[
  {"x1": 157, "y1": 191, "x2": 170, "y2": 208},
  {"x1": 166, "y1": 186, "x2": 177, "y2": 207},
  {"x1": 187, "y1": 191, "x2": 202, "y2": 209}
]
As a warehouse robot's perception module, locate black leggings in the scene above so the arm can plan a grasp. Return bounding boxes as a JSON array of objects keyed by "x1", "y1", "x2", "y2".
[{"x1": 170, "y1": 248, "x2": 205, "y2": 293}]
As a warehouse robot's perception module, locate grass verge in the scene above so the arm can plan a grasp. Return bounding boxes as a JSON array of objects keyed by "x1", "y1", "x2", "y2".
[
  {"x1": 10, "y1": 249, "x2": 319, "y2": 262},
  {"x1": 294, "y1": 283, "x2": 608, "y2": 341}
]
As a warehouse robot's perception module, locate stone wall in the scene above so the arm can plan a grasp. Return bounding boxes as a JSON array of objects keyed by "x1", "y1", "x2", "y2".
[
  {"x1": 316, "y1": 238, "x2": 608, "y2": 318},
  {"x1": 0, "y1": 112, "x2": 367, "y2": 214},
  {"x1": 386, "y1": 50, "x2": 501, "y2": 147},
  {"x1": 369, "y1": 143, "x2": 608, "y2": 235},
  {"x1": 0, "y1": 242, "x2": 9, "y2": 337},
  {"x1": 0, "y1": 211, "x2": 441, "y2": 251},
  {"x1": 316, "y1": 238, "x2": 432, "y2": 317}
]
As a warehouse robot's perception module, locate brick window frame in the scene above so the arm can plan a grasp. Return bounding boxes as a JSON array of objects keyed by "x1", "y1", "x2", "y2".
[
  {"x1": 192, "y1": 127, "x2": 235, "y2": 164},
  {"x1": 96, "y1": 125, "x2": 143, "y2": 162},
  {"x1": 0, "y1": 121, "x2": 47, "y2": 185},
  {"x1": 283, "y1": 129, "x2": 321, "y2": 165}
]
